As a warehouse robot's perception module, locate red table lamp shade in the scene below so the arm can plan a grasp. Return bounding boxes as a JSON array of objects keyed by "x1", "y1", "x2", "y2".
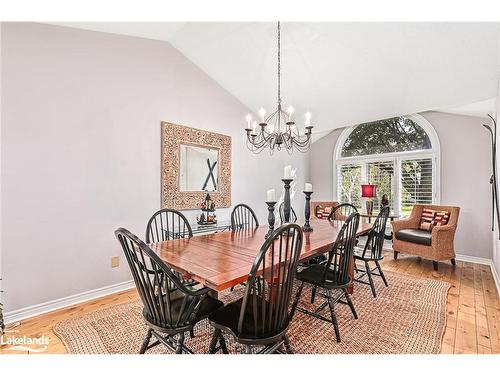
[{"x1": 361, "y1": 184, "x2": 377, "y2": 198}]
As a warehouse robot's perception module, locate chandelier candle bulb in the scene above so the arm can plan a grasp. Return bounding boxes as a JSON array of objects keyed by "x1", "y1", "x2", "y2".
[
  {"x1": 284, "y1": 165, "x2": 292, "y2": 179},
  {"x1": 259, "y1": 108, "x2": 266, "y2": 123},
  {"x1": 305, "y1": 112, "x2": 311, "y2": 126},
  {"x1": 305, "y1": 183, "x2": 313, "y2": 192},
  {"x1": 287, "y1": 106, "x2": 294, "y2": 122},
  {"x1": 252, "y1": 121, "x2": 258, "y2": 135},
  {"x1": 245, "y1": 114, "x2": 252, "y2": 129},
  {"x1": 266, "y1": 189, "x2": 276, "y2": 202}
]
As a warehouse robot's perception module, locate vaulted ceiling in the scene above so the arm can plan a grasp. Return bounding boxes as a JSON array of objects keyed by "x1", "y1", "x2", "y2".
[{"x1": 51, "y1": 22, "x2": 500, "y2": 134}]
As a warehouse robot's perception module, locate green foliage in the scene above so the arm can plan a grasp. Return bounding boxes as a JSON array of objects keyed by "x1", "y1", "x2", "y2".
[{"x1": 342, "y1": 117, "x2": 432, "y2": 157}]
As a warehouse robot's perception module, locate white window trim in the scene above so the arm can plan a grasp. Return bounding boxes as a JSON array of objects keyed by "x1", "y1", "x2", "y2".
[{"x1": 332, "y1": 114, "x2": 441, "y2": 214}]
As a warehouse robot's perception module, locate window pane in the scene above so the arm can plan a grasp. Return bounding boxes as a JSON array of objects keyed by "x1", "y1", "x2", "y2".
[
  {"x1": 367, "y1": 161, "x2": 395, "y2": 212},
  {"x1": 400, "y1": 158, "x2": 433, "y2": 217},
  {"x1": 337, "y1": 164, "x2": 361, "y2": 209},
  {"x1": 341, "y1": 117, "x2": 432, "y2": 157}
]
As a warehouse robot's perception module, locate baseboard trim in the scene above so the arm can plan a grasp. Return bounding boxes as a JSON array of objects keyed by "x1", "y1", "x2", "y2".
[
  {"x1": 455, "y1": 254, "x2": 492, "y2": 266},
  {"x1": 4, "y1": 280, "x2": 135, "y2": 324},
  {"x1": 490, "y1": 261, "x2": 500, "y2": 299}
]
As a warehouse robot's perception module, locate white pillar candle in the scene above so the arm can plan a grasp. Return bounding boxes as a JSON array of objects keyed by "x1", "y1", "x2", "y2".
[
  {"x1": 305, "y1": 183, "x2": 313, "y2": 192},
  {"x1": 284, "y1": 165, "x2": 292, "y2": 179},
  {"x1": 266, "y1": 189, "x2": 276, "y2": 202},
  {"x1": 259, "y1": 108, "x2": 266, "y2": 123},
  {"x1": 245, "y1": 114, "x2": 252, "y2": 129}
]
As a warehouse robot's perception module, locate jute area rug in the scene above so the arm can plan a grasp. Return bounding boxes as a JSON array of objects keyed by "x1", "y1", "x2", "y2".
[{"x1": 54, "y1": 272, "x2": 449, "y2": 354}]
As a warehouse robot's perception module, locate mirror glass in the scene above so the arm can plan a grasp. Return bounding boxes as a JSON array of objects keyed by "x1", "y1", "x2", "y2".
[{"x1": 179, "y1": 144, "x2": 219, "y2": 192}]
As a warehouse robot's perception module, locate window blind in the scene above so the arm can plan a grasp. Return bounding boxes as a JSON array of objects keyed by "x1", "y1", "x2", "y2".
[
  {"x1": 367, "y1": 161, "x2": 395, "y2": 212},
  {"x1": 337, "y1": 164, "x2": 362, "y2": 209},
  {"x1": 400, "y1": 158, "x2": 433, "y2": 216}
]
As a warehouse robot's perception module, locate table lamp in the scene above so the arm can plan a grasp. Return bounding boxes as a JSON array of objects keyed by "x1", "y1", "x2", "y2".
[{"x1": 361, "y1": 183, "x2": 377, "y2": 215}]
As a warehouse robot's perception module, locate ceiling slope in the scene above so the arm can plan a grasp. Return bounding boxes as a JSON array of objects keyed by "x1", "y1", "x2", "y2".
[{"x1": 51, "y1": 22, "x2": 500, "y2": 132}]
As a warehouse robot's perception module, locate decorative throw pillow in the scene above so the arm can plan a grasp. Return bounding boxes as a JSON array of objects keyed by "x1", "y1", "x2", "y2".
[
  {"x1": 420, "y1": 208, "x2": 436, "y2": 232},
  {"x1": 324, "y1": 206, "x2": 333, "y2": 218},
  {"x1": 315, "y1": 205, "x2": 333, "y2": 220},
  {"x1": 315, "y1": 206, "x2": 325, "y2": 219},
  {"x1": 432, "y1": 211, "x2": 450, "y2": 227}
]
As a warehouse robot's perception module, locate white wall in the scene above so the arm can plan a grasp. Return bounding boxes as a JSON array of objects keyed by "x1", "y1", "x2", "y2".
[
  {"x1": 0, "y1": 23, "x2": 308, "y2": 313},
  {"x1": 309, "y1": 111, "x2": 492, "y2": 259}
]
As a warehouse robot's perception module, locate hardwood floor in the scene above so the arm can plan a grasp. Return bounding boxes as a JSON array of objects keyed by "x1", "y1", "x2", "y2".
[{"x1": 1, "y1": 252, "x2": 499, "y2": 354}]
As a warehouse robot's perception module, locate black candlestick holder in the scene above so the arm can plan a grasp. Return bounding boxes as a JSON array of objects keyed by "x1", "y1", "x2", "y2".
[
  {"x1": 265, "y1": 201, "x2": 277, "y2": 239},
  {"x1": 302, "y1": 191, "x2": 313, "y2": 232},
  {"x1": 282, "y1": 178, "x2": 293, "y2": 223}
]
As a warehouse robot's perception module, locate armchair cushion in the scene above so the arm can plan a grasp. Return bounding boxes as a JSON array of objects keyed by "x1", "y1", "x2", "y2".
[
  {"x1": 419, "y1": 208, "x2": 436, "y2": 232},
  {"x1": 432, "y1": 211, "x2": 450, "y2": 227},
  {"x1": 395, "y1": 229, "x2": 432, "y2": 246}
]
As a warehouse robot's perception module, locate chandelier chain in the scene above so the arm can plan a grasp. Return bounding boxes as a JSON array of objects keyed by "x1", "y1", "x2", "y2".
[{"x1": 277, "y1": 21, "x2": 281, "y2": 106}]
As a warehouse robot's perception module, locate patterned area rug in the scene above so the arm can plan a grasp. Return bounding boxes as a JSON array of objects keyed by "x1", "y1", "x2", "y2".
[{"x1": 53, "y1": 272, "x2": 450, "y2": 354}]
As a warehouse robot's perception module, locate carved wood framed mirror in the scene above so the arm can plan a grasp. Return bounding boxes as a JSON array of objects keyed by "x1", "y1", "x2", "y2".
[{"x1": 161, "y1": 122, "x2": 231, "y2": 210}]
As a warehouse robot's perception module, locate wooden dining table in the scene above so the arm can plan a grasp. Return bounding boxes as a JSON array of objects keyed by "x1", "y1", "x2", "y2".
[{"x1": 150, "y1": 218, "x2": 372, "y2": 296}]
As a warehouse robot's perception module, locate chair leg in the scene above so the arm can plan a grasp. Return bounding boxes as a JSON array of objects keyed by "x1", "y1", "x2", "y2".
[
  {"x1": 290, "y1": 282, "x2": 304, "y2": 321},
  {"x1": 326, "y1": 291, "x2": 341, "y2": 343},
  {"x1": 394, "y1": 251, "x2": 399, "y2": 260},
  {"x1": 139, "y1": 328, "x2": 153, "y2": 354},
  {"x1": 175, "y1": 332, "x2": 185, "y2": 354},
  {"x1": 433, "y1": 261, "x2": 439, "y2": 271},
  {"x1": 283, "y1": 335, "x2": 294, "y2": 354},
  {"x1": 451, "y1": 258, "x2": 456, "y2": 266},
  {"x1": 343, "y1": 288, "x2": 358, "y2": 319},
  {"x1": 209, "y1": 329, "x2": 220, "y2": 354},
  {"x1": 189, "y1": 328, "x2": 195, "y2": 338},
  {"x1": 230, "y1": 286, "x2": 235, "y2": 292},
  {"x1": 219, "y1": 333, "x2": 229, "y2": 354},
  {"x1": 310, "y1": 286, "x2": 317, "y2": 304},
  {"x1": 365, "y1": 261, "x2": 377, "y2": 298},
  {"x1": 375, "y1": 260, "x2": 389, "y2": 287}
]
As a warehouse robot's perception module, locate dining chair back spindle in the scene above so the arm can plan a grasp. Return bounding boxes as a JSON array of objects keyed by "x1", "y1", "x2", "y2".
[
  {"x1": 146, "y1": 208, "x2": 192, "y2": 243},
  {"x1": 208, "y1": 223, "x2": 303, "y2": 354},
  {"x1": 231, "y1": 203, "x2": 259, "y2": 231},
  {"x1": 354, "y1": 206, "x2": 390, "y2": 297},
  {"x1": 115, "y1": 228, "x2": 223, "y2": 354},
  {"x1": 328, "y1": 203, "x2": 358, "y2": 221},
  {"x1": 290, "y1": 212, "x2": 360, "y2": 342}
]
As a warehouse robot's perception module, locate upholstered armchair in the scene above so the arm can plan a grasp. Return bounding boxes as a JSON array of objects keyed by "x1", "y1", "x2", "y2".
[{"x1": 392, "y1": 204, "x2": 460, "y2": 270}]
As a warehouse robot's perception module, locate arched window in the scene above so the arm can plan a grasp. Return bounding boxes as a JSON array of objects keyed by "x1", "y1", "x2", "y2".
[{"x1": 334, "y1": 114, "x2": 440, "y2": 216}]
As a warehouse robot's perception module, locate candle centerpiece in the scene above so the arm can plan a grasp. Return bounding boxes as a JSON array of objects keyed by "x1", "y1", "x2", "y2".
[
  {"x1": 265, "y1": 188, "x2": 277, "y2": 239},
  {"x1": 282, "y1": 165, "x2": 293, "y2": 224},
  {"x1": 303, "y1": 183, "x2": 314, "y2": 232}
]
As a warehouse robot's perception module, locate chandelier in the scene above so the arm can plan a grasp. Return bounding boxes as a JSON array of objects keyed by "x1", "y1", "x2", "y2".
[{"x1": 244, "y1": 22, "x2": 313, "y2": 154}]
